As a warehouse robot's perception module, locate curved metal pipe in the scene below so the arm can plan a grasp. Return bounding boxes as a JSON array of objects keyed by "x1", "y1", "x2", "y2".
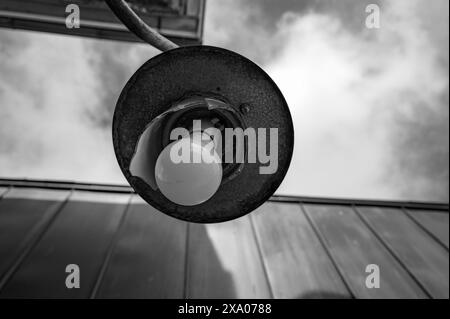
[{"x1": 105, "y1": 0, "x2": 179, "y2": 51}]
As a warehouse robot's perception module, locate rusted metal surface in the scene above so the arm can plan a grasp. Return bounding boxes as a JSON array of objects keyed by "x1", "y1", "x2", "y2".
[{"x1": 113, "y1": 46, "x2": 295, "y2": 222}]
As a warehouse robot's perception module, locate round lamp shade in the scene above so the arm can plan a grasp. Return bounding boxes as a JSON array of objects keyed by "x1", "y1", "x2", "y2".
[{"x1": 113, "y1": 45, "x2": 294, "y2": 223}]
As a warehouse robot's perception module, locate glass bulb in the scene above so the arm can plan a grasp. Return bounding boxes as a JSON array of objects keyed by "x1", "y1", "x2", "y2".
[{"x1": 155, "y1": 134, "x2": 222, "y2": 206}]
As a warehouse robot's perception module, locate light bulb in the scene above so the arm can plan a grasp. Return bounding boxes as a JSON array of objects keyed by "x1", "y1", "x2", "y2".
[{"x1": 155, "y1": 134, "x2": 222, "y2": 206}]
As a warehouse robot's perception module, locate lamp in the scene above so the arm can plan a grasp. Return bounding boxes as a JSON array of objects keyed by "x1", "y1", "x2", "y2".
[{"x1": 107, "y1": 1, "x2": 294, "y2": 222}]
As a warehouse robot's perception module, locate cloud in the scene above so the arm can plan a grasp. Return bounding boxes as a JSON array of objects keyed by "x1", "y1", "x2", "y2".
[
  {"x1": 0, "y1": 29, "x2": 154, "y2": 184},
  {"x1": 0, "y1": 0, "x2": 448, "y2": 202},
  {"x1": 205, "y1": 0, "x2": 448, "y2": 201}
]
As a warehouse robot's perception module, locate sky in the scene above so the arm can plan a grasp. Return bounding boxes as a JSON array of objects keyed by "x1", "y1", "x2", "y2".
[{"x1": 0, "y1": 0, "x2": 448, "y2": 202}]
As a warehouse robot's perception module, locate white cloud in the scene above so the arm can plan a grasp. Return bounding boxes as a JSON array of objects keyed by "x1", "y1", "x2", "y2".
[
  {"x1": 205, "y1": 0, "x2": 448, "y2": 201},
  {"x1": 0, "y1": 0, "x2": 448, "y2": 201},
  {"x1": 0, "y1": 30, "x2": 152, "y2": 184}
]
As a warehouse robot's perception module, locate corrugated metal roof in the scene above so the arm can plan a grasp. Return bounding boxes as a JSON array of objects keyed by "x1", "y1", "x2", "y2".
[{"x1": 0, "y1": 179, "x2": 448, "y2": 298}]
